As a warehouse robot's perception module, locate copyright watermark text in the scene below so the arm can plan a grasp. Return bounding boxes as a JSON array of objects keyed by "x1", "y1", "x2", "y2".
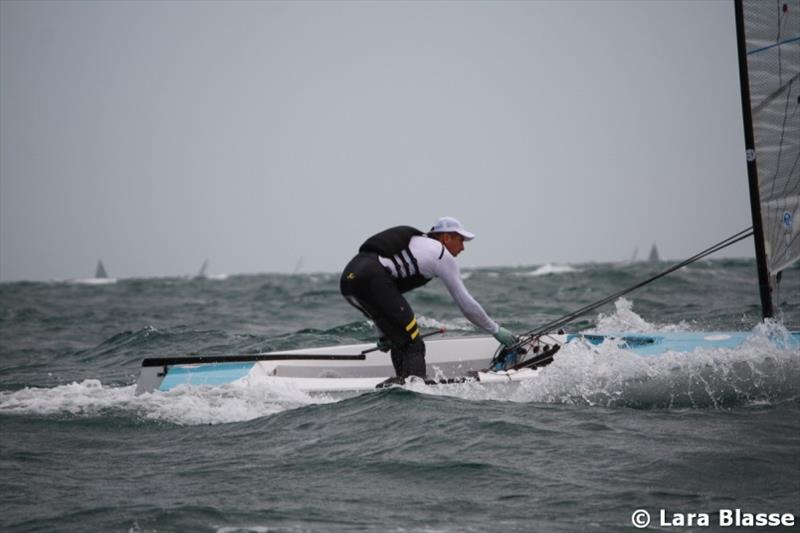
[{"x1": 631, "y1": 509, "x2": 796, "y2": 529}]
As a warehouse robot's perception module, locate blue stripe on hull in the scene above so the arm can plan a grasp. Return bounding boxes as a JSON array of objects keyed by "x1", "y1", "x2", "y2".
[
  {"x1": 159, "y1": 362, "x2": 256, "y2": 391},
  {"x1": 565, "y1": 331, "x2": 799, "y2": 356}
]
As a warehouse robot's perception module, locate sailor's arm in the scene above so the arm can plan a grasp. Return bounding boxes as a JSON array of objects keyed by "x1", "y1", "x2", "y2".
[{"x1": 435, "y1": 254, "x2": 499, "y2": 334}]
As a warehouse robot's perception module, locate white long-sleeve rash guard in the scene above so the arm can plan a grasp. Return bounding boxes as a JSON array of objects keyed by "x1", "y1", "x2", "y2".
[{"x1": 377, "y1": 235, "x2": 500, "y2": 334}]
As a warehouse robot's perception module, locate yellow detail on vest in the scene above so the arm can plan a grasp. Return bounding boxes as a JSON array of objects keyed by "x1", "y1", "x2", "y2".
[
  {"x1": 346, "y1": 272, "x2": 356, "y2": 280},
  {"x1": 405, "y1": 317, "x2": 417, "y2": 332},
  {"x1": 410, "y1": 329, "x2": 420, "y2": 340}
]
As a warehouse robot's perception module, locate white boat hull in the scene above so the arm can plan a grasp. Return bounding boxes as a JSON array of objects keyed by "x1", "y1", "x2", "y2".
[
  {"x1": 135, "y1": 331, "x2": 799, "y2": 395},
  {"x1": 136, "y1": 335, "x2": 523, "y2": 394}
]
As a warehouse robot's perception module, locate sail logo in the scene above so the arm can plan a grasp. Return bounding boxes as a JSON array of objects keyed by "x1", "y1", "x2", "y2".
[{"x1": 783, "y1": 211, "x2": 793, "y2": 230}]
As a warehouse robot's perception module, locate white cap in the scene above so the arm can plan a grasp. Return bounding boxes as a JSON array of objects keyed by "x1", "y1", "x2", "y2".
[{"x1": 428, "y1": 216, "x2": 475, "y2": 241}]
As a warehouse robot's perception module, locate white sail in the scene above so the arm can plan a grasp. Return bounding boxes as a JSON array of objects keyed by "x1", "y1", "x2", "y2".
[{"x1": 741, "y1": 0, "x2": 800, "y2": 274}]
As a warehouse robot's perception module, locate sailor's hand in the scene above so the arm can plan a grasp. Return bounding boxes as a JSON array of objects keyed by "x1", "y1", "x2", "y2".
[
  {"x1": 493, "y1": 327, "x2": 517, "y2": 348},
  {"x1": 376, "y1": 337, "x2": 392, "y2": 352}
]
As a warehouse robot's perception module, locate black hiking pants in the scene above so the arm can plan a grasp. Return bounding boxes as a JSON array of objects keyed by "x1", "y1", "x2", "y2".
[{"x1": 340, "y1": 253, "x2": 426, "y2": 378}]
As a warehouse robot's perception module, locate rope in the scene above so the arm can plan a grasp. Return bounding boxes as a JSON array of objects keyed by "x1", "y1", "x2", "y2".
[{"x1": 514, "y1": 228, "x2": 755, "y2": 347}]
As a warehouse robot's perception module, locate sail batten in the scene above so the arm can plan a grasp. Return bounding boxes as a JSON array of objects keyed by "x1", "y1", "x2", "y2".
[{"x1": 748, "y1": 35, "x2": 800, "y2": 56}]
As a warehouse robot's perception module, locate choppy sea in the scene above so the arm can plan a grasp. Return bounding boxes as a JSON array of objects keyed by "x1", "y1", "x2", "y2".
[{"x1": 1, "y1": 259, "x2": 799, "y2": 532}]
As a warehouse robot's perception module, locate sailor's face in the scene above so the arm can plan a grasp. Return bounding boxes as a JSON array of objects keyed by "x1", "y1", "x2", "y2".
[{"x1": 443, "y1": 233, "x2": 465, "y2": 257}]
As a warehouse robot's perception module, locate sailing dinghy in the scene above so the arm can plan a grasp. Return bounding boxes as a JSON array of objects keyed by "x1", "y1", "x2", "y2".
[
  {"x1": 136, "y1": 333, "x2": 561, "y2": 394},
  {"x1": 134, "y1": 329, "x2": 798, "y2": 395},
  {"x1": 71, "y1": 260, "x2": 117, "y2": 285},
  {"x1": 135, "y1": 0, "x2": 798, "y2": 396}
]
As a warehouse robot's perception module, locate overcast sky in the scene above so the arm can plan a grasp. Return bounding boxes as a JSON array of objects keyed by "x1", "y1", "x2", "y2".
[{"x1": 1, "y1": 0, "x2": 755, "y2": 281}]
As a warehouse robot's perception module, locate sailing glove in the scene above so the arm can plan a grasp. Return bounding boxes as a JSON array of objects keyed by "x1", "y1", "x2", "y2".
[{"x1": 493, "y1": 327, "x2": 517, "y2": 347}]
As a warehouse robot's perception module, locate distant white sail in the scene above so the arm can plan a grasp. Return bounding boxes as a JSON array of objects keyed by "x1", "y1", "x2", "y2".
[{"x1": 741, "y1": 0, "x2": 800, "y2": 275}]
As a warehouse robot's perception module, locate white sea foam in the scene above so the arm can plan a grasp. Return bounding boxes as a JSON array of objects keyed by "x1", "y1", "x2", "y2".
[
  {"x1": 0, "y1": 378, "x2": 335, "y2": 426},
  {"x1": 409, "y1": 322, "x2": 800, "y2": 408},
  {"x1": 67, "y1": 277, "x2": 118, "y2": 285},
  {"x1": 217, "y1": 526, "x2": 270, "y2": 533},
  {"x1": 405, "y1": 306, "x2": 798, "y2": 407},
  {"x1": 591, "y1": 298, "x2": 691, "y2": 332},
  {"x1": 0, "y1": 379, "x2": 121, "y2": 416},
  {"x1": 520, "y1": 325, "x2": 798, "y2": 408},
  {"x1": 518, "y1": 264, "x2": 580, "y2": 277}
]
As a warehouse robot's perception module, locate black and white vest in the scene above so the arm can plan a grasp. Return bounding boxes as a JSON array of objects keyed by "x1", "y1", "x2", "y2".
[{"x1": 359, "y1": 226, "x2": 434, "y2": 293}]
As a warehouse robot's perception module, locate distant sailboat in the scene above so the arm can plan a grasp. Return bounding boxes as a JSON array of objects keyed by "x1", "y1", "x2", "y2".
[
  {"x1": 95, "y1": 260, "x2": 109, "y2": 279},
  {"x1": 71, "y1": 259, "x2": 116, "y2": 285},
  {"x1": 193, "y1": 259, "x2": 228, "y2": 281},
  {"x1": 648, "y1": 244, "x2": 660, "y2": 262},
  {"x1": 195, "y1": 259, "x2": 209, "y2": 279}
]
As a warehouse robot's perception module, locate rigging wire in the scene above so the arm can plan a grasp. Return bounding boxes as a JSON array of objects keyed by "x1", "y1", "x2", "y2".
[{"x1": 514, "y1": 227, "x2": 755, "y2": 347}]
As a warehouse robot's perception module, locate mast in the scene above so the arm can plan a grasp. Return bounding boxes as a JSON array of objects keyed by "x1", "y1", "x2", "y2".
[{"x1": 734, "y1": 0, "x2": 774, "y2": 319}]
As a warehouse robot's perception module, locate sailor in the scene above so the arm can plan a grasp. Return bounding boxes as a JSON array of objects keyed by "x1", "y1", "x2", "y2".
[{"x1": 340, "y1": 216, "x2": 517, "y2": 385}]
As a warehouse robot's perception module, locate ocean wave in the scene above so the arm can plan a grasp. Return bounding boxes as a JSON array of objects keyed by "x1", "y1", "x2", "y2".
[
  {"x1": 3, "y1": 327, "x2": 797, "y2": 426},
  {"x1": 3, "y1": 296, "x2": 797, "y2": 424},
  {"x1": 351, "y1": 315, "x2": 477, "y2": 335},
  {"x1": 74, "y1": 326, "x2": 160, "y2": 362},
  {"x1": 72, "y1": 325, "x2": 240, "y2": 367},
  {"x1": 517, "y1": 327, "x2": 800, "y2": 409},
  {"x1": 0, "y1": 379, "x2": 335, "y2": 426},
  {"x1": 589, "y1": 298, "x2": 692, "y2": 333},
  {"x1": 409, "y1": 324, "x2": 800, "y2": 410},
  {"x1": 416, "y1": 315, "x2": 477, "y2": 333},
  {"x1": 517, "y1": 264, "x2": 580, "y2": 277},
  {"x1": 66, "y1": 277, "x2": 118, "y2": 286}
]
